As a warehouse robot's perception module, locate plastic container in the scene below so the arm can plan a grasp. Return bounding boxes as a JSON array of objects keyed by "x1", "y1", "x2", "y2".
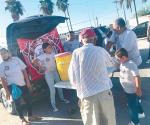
[{"x1": 55, "y1": 52, "x2": 72, "y2": 81}]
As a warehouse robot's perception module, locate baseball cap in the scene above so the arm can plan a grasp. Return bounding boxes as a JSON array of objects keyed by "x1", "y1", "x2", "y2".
[{"x1": 79, "y1": 28, "x2": 96, "y2": 38}]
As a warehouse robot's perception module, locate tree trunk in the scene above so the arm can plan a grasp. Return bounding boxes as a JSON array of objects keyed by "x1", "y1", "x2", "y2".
[
  {"x1": 66, "y1": 6, "x2": 73, "y2": 31},
  {"x1": 11, "y1": 13, "x2": 19, "y2": 22},
  {"x1": 64, "y1": 12, "x2": 70, "y2": 32}
]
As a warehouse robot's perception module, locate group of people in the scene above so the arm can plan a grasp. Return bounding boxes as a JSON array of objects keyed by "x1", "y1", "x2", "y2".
[
  {"x1": 0, "y1": 17, "x2": 147, "y2": 125},
  {"x1": 68, "y1": 18, "x2": 145, "y2": 125}
]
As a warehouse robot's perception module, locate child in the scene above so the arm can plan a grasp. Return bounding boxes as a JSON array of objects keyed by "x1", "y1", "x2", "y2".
[
  {"x1": 115, "y1": 48, "x2": 145, "y2": 125},
  {"x1": 34, "y1": 43, "x2": 69, "y2": 112}
]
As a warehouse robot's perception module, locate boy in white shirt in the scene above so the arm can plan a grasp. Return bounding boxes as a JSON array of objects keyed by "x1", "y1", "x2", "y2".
[
  {"x1": 33, "y1": 43, "x2": 69, "y2": 112},
  {"x1": 115, "y1": 48, "x2": 145, "y2": 125}
]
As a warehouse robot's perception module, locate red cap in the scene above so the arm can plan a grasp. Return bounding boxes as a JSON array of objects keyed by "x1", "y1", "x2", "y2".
[{"x1": 79, "y1": 28, "x2": 96, "y2": 38}]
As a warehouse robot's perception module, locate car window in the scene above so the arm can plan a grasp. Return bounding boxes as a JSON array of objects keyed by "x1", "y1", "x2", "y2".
[{"x1": 136, "y1": 23, "x2": 146, "y2": 29}]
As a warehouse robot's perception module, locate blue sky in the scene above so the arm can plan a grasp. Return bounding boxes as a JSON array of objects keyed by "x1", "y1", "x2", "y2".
[{"x1": 0, "y1": 0, "x2": 149, "y2": 38}]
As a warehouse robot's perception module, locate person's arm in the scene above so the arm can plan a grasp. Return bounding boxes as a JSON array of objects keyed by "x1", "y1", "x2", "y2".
[
  {"x1": 105, "y1": 31, "x2": 116, "y2": 52},
  {"x1": 1, "y1": 77, "x2": 10, "y2": 99},
  {"x1": 130, "y1": 62, "x2": 142, "y2": 96},
  {"x1": 134, "y1": 76, "x2": 142, "y2": 97},
  {"x1": 0, "y1": 65, "x2": 10, "y2": 99},
  {"x1": 68, "y1": 51, "x2": 77, "y2": 87},
  {"x1": 106, "y1": 41, "x2": 113, "y2": 52},
  {"x1": 22, "y1": 69, "x2": 31, "y2": 89},
  {"x1": 103, "y1": 48, "x2": 120, "y2": 68}
]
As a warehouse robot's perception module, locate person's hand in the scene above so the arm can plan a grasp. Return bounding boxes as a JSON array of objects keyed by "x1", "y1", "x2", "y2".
[
  {"x1": 136, "y1": 87, "x2": 142, "y2": 97},
  {"x1": 6, "y1": 91, "x2": 10, "y2": 100}
]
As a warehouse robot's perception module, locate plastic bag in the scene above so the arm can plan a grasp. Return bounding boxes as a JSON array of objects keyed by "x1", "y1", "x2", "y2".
[{"x1": 11, "y1": 84, "x2": 22, "y2": 100}]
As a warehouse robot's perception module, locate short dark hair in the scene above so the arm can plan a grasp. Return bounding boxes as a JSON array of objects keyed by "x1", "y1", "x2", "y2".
[
  {"x1": 115, "y1": 48, "x2": 128, "y2": 58},
  {"x1": 42, "y1": 43, "x2": 51, "y2": 51},
  {"x1": 115, "y1": 18, "x2": 126, "y2": 28},
  {"x1": 0, "y1": 48, "x2": 8, "y2": 53}
]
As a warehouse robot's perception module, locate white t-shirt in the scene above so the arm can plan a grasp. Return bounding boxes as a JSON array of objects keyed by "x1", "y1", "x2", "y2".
[
  {"x1": 110, "y1": 29, "x2": 142, "y2": 66},
  {"x1": 120, "y1": 60, "x2": 139, "y2": 93},
  {"x1": 37, "y1": 53, "x2": 56, "y2": 74},
  {"x1": 0, "y1": 57, "x2": 26, "y2": 86}
]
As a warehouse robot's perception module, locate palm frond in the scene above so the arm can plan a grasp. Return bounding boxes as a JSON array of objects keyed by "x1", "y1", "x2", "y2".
[
  {"x1": 56, "y1": 0, "x2": 68, "y2": 13},
  {"x1": 39, "y1": 0, "x2": 54, "y2": 15}
]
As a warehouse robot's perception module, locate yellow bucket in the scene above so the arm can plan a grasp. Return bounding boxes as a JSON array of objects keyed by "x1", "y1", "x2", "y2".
[{"x1": 55, "y1": 52, "x2": 72, "y2": 81}]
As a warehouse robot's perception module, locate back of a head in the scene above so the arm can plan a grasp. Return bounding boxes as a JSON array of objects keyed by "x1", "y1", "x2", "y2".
[
  {"x1": 115, "y1": 48, "x2": 128, "y2": 58},
  {"x1": 115, "y1": 17, "x2": 126, "y2": 28},
  {"x1": 79, "y1": 27, "x2": 96, "y2": 44}
]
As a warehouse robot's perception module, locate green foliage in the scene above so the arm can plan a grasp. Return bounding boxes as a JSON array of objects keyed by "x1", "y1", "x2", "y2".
[
  {"x1": 39, "y1": 0, "x2": 54, "y2": 15},
  {"x1": 56, "y1": 0, "x2": 68, "y2": 13},
  {"x1": 5, "y1": 0, "x2": 23, "y2": 16}
]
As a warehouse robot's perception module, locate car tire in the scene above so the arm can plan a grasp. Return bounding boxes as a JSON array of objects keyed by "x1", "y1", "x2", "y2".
[{"x1": 0, "y1": 88, "x2": 17, "y2": 115}]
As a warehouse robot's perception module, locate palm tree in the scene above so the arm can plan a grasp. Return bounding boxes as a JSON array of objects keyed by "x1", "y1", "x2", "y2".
[
  {"x1": 5, "y1": 0, "x2": 23, "y2": 22},
  {"x1": 119, "y1": 0, "x2": 148, "y2": 25},
  {"x1": 56, "y1": 0, "x2": 73, "y2": 31},
  {"x1": 39, "y1": 0, "x2": 54, "y2": 15}
]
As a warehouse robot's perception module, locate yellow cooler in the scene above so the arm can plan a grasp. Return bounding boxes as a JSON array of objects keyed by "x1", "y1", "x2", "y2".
[{"x1": 55, "y1": 52, "x2": 72, "y2": 81}]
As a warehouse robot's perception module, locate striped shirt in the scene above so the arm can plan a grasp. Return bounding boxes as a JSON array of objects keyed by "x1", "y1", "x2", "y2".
[{"x1": 68, "y1": 43, "x2": 115, "y2": 99}]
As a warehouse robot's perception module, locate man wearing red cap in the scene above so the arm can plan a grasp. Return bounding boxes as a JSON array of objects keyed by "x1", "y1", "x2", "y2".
[{"x1": 68, "y1": 27, "x2": 116, "y2": 125}]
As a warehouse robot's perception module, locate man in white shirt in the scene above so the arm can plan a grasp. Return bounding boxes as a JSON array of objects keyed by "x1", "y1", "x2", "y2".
[
  {"x1": 0, "y1": 48, "x2": 41, "y2": 125},
  {"x1": 68, "y1": 28, "x2": 116, "y2": 125},
  {"x1": 106, "y1": 18, "x2": 142, "y2": 66}
]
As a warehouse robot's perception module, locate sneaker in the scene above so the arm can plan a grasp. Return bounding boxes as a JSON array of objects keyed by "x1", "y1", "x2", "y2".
[
  {"x1": 128, "y1": 121, "x2": 140, "y2": 125},
  {"x1": 138, "y1": 113, "x2": 145, "y2": 119},
  {"x1": 60, "y1": 99, "x2": 70, "y2": 104},
  {"x1": 53, "y1": 107, "x2": 59, "y2": 112}
]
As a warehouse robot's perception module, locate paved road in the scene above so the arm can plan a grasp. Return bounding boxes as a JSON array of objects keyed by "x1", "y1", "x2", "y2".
[{"x1": 0, "y1": 38, "x2": 150, "y2": 125}]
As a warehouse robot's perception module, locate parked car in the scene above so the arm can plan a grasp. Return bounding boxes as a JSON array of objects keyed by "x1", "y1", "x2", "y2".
[
  {"x1": 132, "y1": 21, "x2": 149, "y2": 38},
  {"x1": 0, "y1": 15, "x2": 67, "y2": 114}
]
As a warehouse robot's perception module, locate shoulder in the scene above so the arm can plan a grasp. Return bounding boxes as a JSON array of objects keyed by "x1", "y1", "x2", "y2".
[
  {"x1": 11, "y1": 57, "x2": 22, "y2": 62},
  {"x1": 126, "y1": 29, "x2": 136, "y2": 37},
  {"x1": 12, "y1": 56, "x2": 19, "y2": 60},
  {"x1": 127, "y1": 60, "x2": 138, "y2": 70}
]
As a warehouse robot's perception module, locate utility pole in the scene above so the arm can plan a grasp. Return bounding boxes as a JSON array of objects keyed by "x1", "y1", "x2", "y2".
[
  {"x1": 64, "y1": 12, "x2": 70, "y2": 32},
  {"x1": 66, "y1": 4, "x2": 73, "y2": 31},
  {"x1": 133, "y1": 0, "x2": 139, "y2": 25},
  {"x1": 96, "y1": 16, "x2": 99, "y2": 27}
]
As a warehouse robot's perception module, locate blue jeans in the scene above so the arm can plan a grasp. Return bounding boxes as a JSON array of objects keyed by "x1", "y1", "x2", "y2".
[
  {"x1": 125, "y1": 93, "x2": 144, "y2": 124},
  {"x1": 45, "y1": 70, "x2": 64, "y2": 109}
]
